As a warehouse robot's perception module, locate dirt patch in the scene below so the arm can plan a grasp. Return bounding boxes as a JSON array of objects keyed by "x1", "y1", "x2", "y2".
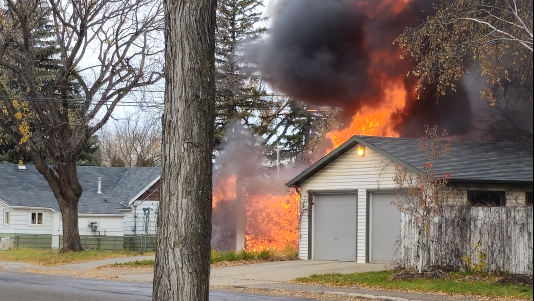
[
  {"x1": 455, "y1": 275, "x2": 484, "y2": 282},
  {"x1": 212, "y1": 285, "x2": 386, "y2": 301},
  {"x1": 389, "y1": 269, "x2": 449, "y2": 281},
  {"x1": 20, "y1": 265, "x2": 154, "y2": 282},
  {"x1": 19, "y1": 260, "x2": 265, "y2": 281},
  {"x1": 211, "y1": 260, "x2": 268, "y2": 268},
  {"x1": 496, "y1": 275, "x2": 533, "y2": 286}
]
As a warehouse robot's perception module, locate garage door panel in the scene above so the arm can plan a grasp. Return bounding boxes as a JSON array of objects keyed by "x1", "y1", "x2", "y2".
[
  {"x1": 371, "y1": 193, "x2": 401, "y2": 263},
  {"x1": 313, "y1": 194, "x2": 357, "y2": 261}
]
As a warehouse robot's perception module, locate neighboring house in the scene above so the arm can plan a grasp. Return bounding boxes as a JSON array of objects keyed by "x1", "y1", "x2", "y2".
[
  {"x1": 0, "y1": 164, "x2": 160, "y2": 249},
  {"x1": 286, "y1": 136, "x2": 533, "y2": 264}
]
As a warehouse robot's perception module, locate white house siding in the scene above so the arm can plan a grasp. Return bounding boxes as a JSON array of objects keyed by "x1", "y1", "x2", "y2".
[
  {"x1": 124, "y1": 201, "x2": 159, "y2": 236},
  {"x1": 298, "y1": 145, "x2": 398, "y2": 262},
  {"x1": 298, "y1": 194, "x2": 309, "y2": 259},
  {"x1": 1, "y1": 207, "x2": 56, "y2": 235},
  {"x1": 52, "y1": 213, "x2": 61, "y2": 249},
  {"x1": 357, "y1": 189, "x2": 367, "y2": 262},
  {"x1": 77, "y1": 215, "x2": 125, "y2": 236},
  {"x1": 0, "y1": 202, "x2": 12, "y2": 236}
]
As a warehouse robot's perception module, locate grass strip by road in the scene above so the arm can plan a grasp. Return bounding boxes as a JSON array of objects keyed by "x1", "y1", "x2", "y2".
[
  {"x1": 109, "y1": 247, "x2": 299, "y2": 268},
  {"x1": 0, "y1": 248, "x2": 153, "y2": 266},
  {"x1": 0, "y1": 246, "x2": 297, "y2": 267},
  {"x1": 211, "y1": 247, "x2": 298, "y2": 264},
  {"x1": 294, "y1": 270, "x2": 533, "y2": 300}
]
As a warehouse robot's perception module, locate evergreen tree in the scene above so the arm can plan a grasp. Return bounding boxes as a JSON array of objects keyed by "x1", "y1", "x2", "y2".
[
  {"x1": 254, "y1": 98, "x2": 339, "y2": 164},
  {"x1": 215, "y1": 0, "x2": 267, "y2": 146},
  {"x1": 76, "y1": 135, "x2": 102, "y2": 166}
]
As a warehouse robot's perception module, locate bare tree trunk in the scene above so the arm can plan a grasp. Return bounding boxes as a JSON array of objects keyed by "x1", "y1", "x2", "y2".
[
  {"x1": 152, "y1": 0, "x2": 216, "y2": 299},
  {"x1": 31, "y1": 152, "x2": 85, "y2": 253},
  {"x1": 59, "y1": 198, "x2": 84, "y2": 252}
]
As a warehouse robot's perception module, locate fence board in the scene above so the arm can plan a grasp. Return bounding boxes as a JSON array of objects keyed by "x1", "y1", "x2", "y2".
[{"x1": 399, "y1": 206, "x2": 533, "y2": 275}]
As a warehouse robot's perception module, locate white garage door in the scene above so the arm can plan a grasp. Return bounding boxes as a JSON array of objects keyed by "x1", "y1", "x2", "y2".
[
  {"x1": 370, "y1": 192, "x2": 401, "y2": 263},
  {"x1": 313, "y1": 193, "x2": 357, "y2": 261}
]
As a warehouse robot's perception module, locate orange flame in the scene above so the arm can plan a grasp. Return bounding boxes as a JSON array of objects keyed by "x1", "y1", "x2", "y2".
[
  {"x1": 327, "y1": 79, "x2": 407, "y2": 150},
  {"x1": 212, "y1": 174, "x2": 237, "y2": 208},
  {"x1": 244, "y1": 189, "x2": 299, "y2": 252}
]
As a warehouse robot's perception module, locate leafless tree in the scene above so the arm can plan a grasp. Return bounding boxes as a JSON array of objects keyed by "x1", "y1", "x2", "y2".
[
  {"x1": 100, "y1": 112, "x2": 161, "y2": 167},
  {"x1": 0, "y1": 0, "x2": 163, "y2": 251},
  {"x1": 397, "y1": 0, "x2": 533, "y2": 104},
  {"x1": 475, "y1": 80, "x2": 534, "y2": 143},
  {"x1": 393, "y1": 125, "x2": 452, "y2": 273}
]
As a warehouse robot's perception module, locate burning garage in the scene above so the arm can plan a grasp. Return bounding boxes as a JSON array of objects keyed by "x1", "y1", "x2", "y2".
[
  {"x1": 210, "y1": 124, "x2": 300, "y2": 252},
  {"x1": 286, "y1": 135, "x2": 533, "y2": 268},
  {"x1": 211, "y1": 175, "x2": 299, "y2": 252},
  {"x1": 208, "y1": 0, "x2": 533, "y2": 273}
]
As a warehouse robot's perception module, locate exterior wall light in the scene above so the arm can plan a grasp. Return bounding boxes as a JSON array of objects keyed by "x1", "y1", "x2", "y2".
[{"x1": 357, "y1": 145, "x2": 365, "y2": 156}]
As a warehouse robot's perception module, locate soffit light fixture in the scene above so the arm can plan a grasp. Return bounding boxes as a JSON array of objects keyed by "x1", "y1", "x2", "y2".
[{"x1": 357, "y1": 145, "x2": 365, "y2": 156}]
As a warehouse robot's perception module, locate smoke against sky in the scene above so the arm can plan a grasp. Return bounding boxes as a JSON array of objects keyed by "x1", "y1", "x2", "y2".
[{"x1": 252, "y1": 0, "x2": 475, "y2": 138}]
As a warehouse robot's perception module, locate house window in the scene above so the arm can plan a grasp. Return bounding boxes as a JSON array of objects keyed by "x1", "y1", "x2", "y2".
[
  {"x1": 526, "y1": 192, "x2": 534, "y2": 206},
  {"x1": 468, "y1": 191, "x2": 505, "y2": 207},
  {"x1": 30, "y1": 212, "x2": 43, "y2": 225},
  {"x1": 3, "y1": 210, "x2": 9, "y2": 225}
]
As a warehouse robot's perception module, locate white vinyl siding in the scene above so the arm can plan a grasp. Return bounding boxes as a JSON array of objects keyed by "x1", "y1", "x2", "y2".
[
  {"x1": 3, "y1": 209, "x2": 9, "y2": 225},
  {"x1": 124, "y1": 201, "x2": 159, "y2": 235},
  {"x1": 0, "y1": 208, "x2": 56, "y2": 235},
  {"x1": 298, "y1": 194, "x2": 309, "y2": 259},
  {"x1": 77, "y1": 216, "x2": 125, "y2": 236},
  {"x1": 301, "y1": 145, "x2": 398, "y2": 191},
  {"x1": 357, "y1": 189, "x2": 366, "y2": 262}
]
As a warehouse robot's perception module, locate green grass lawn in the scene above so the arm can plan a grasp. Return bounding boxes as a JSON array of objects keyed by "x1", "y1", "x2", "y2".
[
  {"x1": 109, "y1": 259, "x2": 155, "y2": 267},
  {"x1": 211, "y1": 246, "x2": 298, "y2": 264},
  {"x1": 294, "y1": 270, "x2": 533, "y2": 300},
  {"x1": 109, "y1": 247, "x2": 299, "y2": 268},
  {"x1": 0, "y1": 246, "x2": 297, "y2": 267},
  {"x1": 0, "y1": 248, "x2": 152, "y2": 266}
]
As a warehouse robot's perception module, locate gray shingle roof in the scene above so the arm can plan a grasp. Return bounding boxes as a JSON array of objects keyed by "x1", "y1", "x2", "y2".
[
  {"x1": 286, "y1": 136, "x2": 534, "y2": 187},
  {"x1": 0, "y1": 164, "x2": 160, "y2": 214}
]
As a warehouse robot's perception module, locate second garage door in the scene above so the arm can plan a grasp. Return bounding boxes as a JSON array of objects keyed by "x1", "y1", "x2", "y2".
[
  {"x1": 313, "y1": 193, "x2": 357, "y2": 261},
  {"x1": 370, "y1": 192, "x2": 401, "y2": 263}
]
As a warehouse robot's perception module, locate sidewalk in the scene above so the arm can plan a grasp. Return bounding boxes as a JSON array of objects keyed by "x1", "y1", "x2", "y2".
[{"x1": 0, "y1": 256, "x2": 492, "y2": 301}]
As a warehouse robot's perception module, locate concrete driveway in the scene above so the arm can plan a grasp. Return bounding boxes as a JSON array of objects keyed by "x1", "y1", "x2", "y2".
[
  {"x1": 120, "y1": 259, "x2": 393, "y2": 285},
  {"x1": 211, "y1": 260, "x2": 393, "y2": 286}
]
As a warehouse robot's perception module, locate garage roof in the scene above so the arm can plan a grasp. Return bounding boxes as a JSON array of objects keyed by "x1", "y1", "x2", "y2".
[{"x1": 286, "y1": 136, "x2": 534, "y2": 187}]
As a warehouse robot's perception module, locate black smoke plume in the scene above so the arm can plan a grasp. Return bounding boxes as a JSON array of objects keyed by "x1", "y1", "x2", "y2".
[{"x1": 252, "y1": 0, "x2": 474, "y2": 137}]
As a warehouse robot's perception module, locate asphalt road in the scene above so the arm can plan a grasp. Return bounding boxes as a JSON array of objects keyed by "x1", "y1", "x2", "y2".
[{"x1": 0, "y1": 270, "x2": 317, "y2": 301}]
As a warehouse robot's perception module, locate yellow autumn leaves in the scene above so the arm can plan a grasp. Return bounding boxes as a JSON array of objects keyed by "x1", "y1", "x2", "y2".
[{"x1": 9, "y1": 99, "x2": 32, "y2": 144}]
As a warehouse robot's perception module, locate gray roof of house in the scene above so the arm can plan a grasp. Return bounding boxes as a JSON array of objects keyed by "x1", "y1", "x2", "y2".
[
  {"x1": 286, "y1": 136, "x2": 534, "y2": 187},
  {"x1": 0, "y1": 164, "x2": 160, "y2": 214}
]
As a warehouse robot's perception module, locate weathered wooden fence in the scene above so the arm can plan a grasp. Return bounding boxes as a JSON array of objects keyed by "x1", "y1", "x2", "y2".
[{"x1": 399, "y1": 206, "x2": 533, "y2": 275}]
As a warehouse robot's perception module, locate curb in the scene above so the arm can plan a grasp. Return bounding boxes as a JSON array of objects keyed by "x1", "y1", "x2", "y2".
[
  {"x1": 326, "y1": 291, "x2": 419, "y2": 301},
  {"x1": 231, "y1": 286, "x2": 420, "y2": 301}
]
